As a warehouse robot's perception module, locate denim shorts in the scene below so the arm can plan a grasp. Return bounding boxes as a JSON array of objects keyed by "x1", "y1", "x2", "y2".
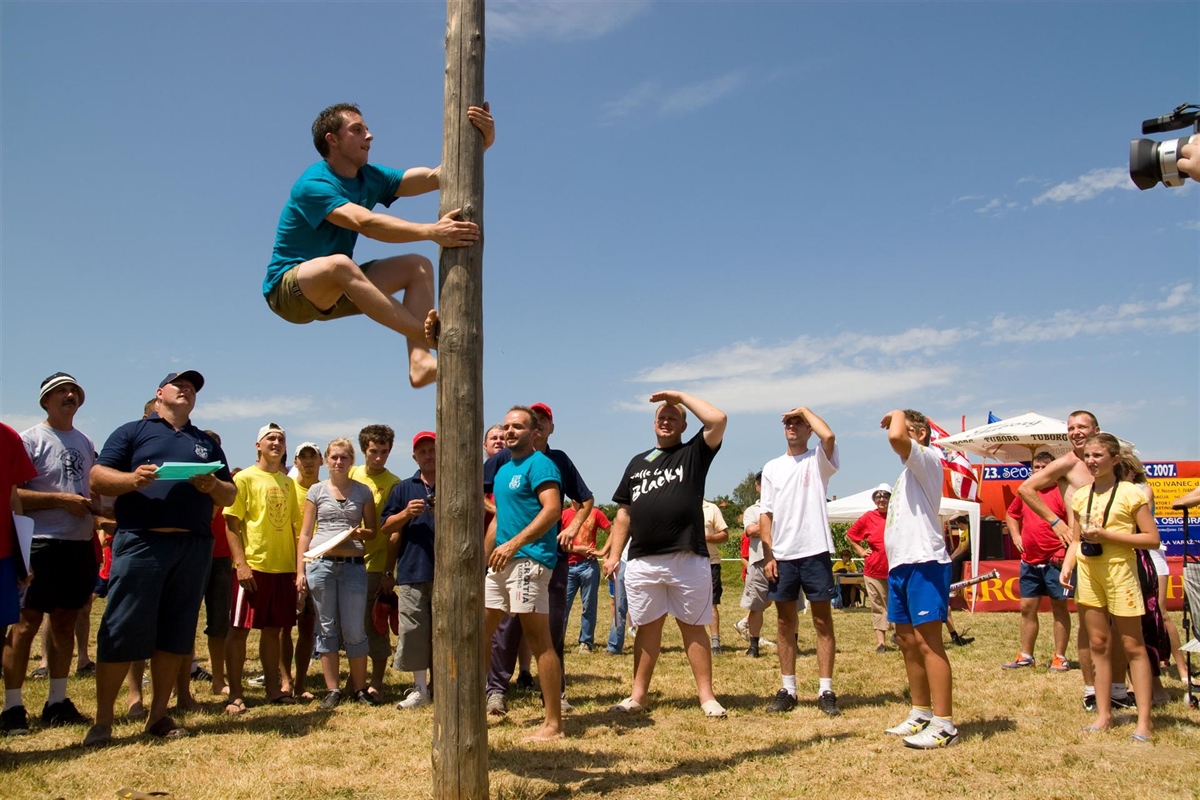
[{"x1": 306, "y1": 556, "x2": 368, "y2": 658}]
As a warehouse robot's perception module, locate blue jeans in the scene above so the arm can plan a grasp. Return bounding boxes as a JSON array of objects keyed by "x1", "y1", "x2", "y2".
[
  {"x1": 306, "y1": 558, "x2": 369, "y2": 659},
  {"x1": 606, "y1": 563, "x2": 629, "y2": 654},
  {"x1": 564, "y1": 559, "x2": 600, "y2": 646}
]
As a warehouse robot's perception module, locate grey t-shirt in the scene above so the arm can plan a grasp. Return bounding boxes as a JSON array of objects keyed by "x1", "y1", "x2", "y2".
[
  {"x1": 306, "y1": 480, "x2": 372, "y2": 554},
  {"x1": 21, "y1": 423, "x2": 96, "y2": 541}
]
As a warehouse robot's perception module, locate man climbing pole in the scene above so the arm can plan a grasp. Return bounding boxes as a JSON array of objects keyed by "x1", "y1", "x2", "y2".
[{"x1": 262, "y1": 101, "x2": 495, "y2": 387}]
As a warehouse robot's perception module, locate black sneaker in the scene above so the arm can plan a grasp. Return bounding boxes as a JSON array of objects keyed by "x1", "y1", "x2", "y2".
[
  {"x1": 1083, "y1": 694, "x2": 1097, "y2": 712},
  {"x1": 875, "y1": 645, "x2": 888, "y2": 654},
  {"x1": 515, "y1": 670, "x2": 536, "y2": 691},
  {"x1": 1110, "y1": 693, "x2": 1137, "y2": 710},
  {"x1": 0, "y1": 705, "x2": 30, "y2": 736},
  {"x1": 817, "y1": 690, "x2": 841, "y2": 717},
  {"x1": 765, "y1": 689, "x2": 797, "y2": 713},
  {"x1": 191, "y1": 665, "x2": 213, "y2": 682},
  {"x1": 41, "y1": 698, "x2": 90, "y2": 726},
  {"x1": 352, "y1": 688, "x2": 381, "y2": 707},
  {"x1": 745, "y1": 644, "x2": 760, "y2": 658},
  {"x1": 319, "y1": 690, "x2": 342, "y2": 710}
]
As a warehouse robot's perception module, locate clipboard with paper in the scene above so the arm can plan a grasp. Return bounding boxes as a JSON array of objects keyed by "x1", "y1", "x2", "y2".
[{"x1": 153, "y1": 462, "x2": 224, "y2": 481}]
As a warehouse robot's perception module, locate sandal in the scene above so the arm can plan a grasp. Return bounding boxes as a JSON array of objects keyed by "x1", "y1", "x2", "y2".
[
  {"x1": 126, "y1": 701, "x2": 147, "y2": 721},
  {"x1": 30, "y1": 666, "x2": 48, "y2": 680},
  {"x1": 1081, "y1": 723, "x2": 1106, "y2": 734},
  {"x1": 224, "y1": 698, "x2": 247, "y2": 715},
  {"x1": 82, "y1": 723, "x2": 112, "y2": 748},
  {"x1": 611, "y1": 697, "x2": 649, "y2": 714},
  {"x1": 145, "y1": 715, "x2": 190, "y2": 740},
  {"x1": 269, "y1": 693, "x2": 297, "y2": 705},
  {"x1": 75, "y1": 661, "x2": 96, "y2": 677},
  {"x1": 701, "y1": 699, "x2": 728, "y2": 718}
]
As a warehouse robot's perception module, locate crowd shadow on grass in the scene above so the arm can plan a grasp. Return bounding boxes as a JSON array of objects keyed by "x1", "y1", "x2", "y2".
[
  {"x1": 494, "y1": 732, "x2": 853, "y2": 796},
  {"x1": 966, "y1": 716, "x2": 1017, "y2": 741},
  {"x1": 0, "y1": 708, "x2": 334, "y2": 772}
]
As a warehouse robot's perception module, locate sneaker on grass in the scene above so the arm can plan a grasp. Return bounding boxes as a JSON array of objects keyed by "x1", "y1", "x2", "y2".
[
  {"x1": 42, "y1": 698, "x2": 90, "y2": 726},
  {"x1": 1049, "y1": 655, "x2": 1070, "y2": 672},
  {"x1": 816, "y1": 690, "x2": 840, "y2": 717},
  {"x1": 884, "y1": 711, "x2": 931, "y2": 736},
  {"x1": 396, "y1": 688, "x2": 431, "y2": 710},
  {"x1": 734, "y1": 617, "x2": 750, "y2": 641},
  {"x1": 1002, "y1": 653, "x2": 1035, "y2": 669},
  {"x1": 745, "y1": 644, "x2": 760, "y2": 658},
  {"x1": 1110, "y1": 693, "x2": 1136, "y2": 709},
  {"x1": 486, "y1": 692, "x2": 507, "y2": 717},
  {"x1": 0, "y1": 705, "x2": 30, "y2": 736},
  {"x1": 247, "y1": 674, "x2": 267, "y2": 687},
  {"x1": 765, "y1": 689, "x2": 797, "y2": 713},
  {"x1": 1082, "y1": 694, "x2": 1097, "y2": 712},
  {"x1": 903, "y1": 724, "x2": 959, "y2": 749}
]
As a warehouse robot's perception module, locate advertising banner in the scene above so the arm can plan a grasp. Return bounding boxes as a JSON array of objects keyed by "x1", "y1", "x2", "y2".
[{"x1": 962, "y1": 558, "x2": 1187, "y2": 612}]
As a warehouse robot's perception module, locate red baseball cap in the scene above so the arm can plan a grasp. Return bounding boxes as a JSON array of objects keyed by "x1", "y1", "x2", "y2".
[
  {"x1": 412, "y1": 431, "x2": 436, "y2": 448},
  {"x1": 530, "y1": 403, "x2": 553, "y2": 421}
]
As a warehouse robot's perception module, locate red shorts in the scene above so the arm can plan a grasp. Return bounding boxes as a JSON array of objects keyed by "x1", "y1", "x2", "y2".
[{"x1": 231, "y1": 570, "x2": 297, "y2": 630}]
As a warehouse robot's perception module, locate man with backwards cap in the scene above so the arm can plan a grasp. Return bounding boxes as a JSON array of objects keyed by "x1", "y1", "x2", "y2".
[
  {"x1": 224, "y1": 423, "x2": 303, "y2": 712},
  {"x1": 2, "y1": 373, "x2": 96, "y2": 735},
  {"x1": 381, "y1": 430, "x2": 438, "y2": 709},
  {"x1": 85, "y1": 370, "x2": 235, "y2": 745}
]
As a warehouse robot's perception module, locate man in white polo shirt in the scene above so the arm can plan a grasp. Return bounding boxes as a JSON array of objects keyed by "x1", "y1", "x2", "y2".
[{"x1": 758, "y1": 406, "x2": 840, "y2": 717}]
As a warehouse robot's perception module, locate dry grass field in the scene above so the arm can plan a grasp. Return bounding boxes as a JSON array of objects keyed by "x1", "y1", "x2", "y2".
[{"x1": 2, "y1": 565, "x2": 1197, "y2": 800}]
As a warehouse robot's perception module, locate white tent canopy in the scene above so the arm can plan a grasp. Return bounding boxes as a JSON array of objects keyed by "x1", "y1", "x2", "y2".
[
  {"x1": 827, "y1": 488, "x2": 981, "y2": 594},
  {"x1": 931, "y1": 411, "x2": 1136, "y2": 463}
]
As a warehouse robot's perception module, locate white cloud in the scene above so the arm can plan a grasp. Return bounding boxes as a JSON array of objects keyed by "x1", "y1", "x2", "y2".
[
  {"x1": 487, "y1": 1, "x2": 649, "y2": 43},
  {"x1": 986, "y1": 282, "x2": 1198, "y2": 343},
  {"x1": 1032, "y1": 167, "x2": 1134, "y2": 205},
  {"x1": 1179, "y1": 219, "x2": 1200, "y2": 231},
  {"x1": 201, "y1": 395, "x2": 315, "y2": 422},
  {"x1": 603, "y1": 70, "x2": 746, "y2": 122}
]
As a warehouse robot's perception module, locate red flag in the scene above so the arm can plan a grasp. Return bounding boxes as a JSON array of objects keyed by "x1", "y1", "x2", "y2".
[{"x1": 928, "y1": 419, "x2": 978, "y2": 501}]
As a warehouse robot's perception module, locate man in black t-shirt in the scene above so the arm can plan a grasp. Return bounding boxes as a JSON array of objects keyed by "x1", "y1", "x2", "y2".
[{"x1": 602, "y1": 390, "x2": 728, "y2": 718}]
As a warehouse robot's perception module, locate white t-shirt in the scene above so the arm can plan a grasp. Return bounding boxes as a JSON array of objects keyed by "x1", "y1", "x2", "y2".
[
  {"x1": 701, "y1": 500, "x2": 728, "y2": 564},
  {"x1": 760, "y1": 444, "x2": 839, "y2": 560},
  {"x1": 884, "y1": 440, "x2": 949, "y2": 568},
  {"x1": 743, "y1": 501, "x2": 764, "y2": 565},
  {"x1": 20, "y1": 423, "x2": 96, "y2": 541}
]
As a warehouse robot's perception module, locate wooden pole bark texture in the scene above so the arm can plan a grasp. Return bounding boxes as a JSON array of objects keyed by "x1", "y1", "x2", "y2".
[{"x1": 432, "y1": 1, "x2": 487, "y2": 798}]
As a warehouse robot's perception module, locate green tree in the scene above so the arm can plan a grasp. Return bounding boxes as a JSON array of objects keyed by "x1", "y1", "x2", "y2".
[{"x1": 731, "y1": 470, "x2": 760, "y2": 508}]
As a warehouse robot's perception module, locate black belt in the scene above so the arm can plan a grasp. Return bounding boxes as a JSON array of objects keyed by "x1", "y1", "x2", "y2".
[{"x1": 319, "y1": 555, "x2": 364, "y2": 564}]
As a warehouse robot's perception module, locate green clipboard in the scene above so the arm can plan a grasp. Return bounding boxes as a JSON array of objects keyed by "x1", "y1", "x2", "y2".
[{"x1": 154, "y1": 462, "x2": 223, "y2": 481}]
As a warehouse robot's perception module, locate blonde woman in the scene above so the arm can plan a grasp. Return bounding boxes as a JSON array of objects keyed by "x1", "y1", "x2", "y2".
[{"x1": 296, "y1": 438, "x2": 378, "y2": 709}]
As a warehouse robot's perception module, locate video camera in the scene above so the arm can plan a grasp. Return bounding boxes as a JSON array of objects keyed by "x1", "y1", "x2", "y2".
[{"x1": 1129, "y1": 103, "x2": 1198, "y2": 190}]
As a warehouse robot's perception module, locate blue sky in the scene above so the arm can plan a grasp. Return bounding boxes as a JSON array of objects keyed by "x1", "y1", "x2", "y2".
[{"x1": 2, "y1": 1, "x2": 1197, "y2": 504}]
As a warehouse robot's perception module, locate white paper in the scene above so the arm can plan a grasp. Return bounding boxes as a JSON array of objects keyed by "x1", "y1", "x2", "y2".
[
  {"x1": 302, "y1": 528, "x2": 354, "y2": 561},
  {"x1": 12, "y1": 514, "x2": 34, "y2": 574}
]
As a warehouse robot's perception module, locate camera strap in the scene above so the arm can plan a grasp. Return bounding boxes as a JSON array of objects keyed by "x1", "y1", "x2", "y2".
[{"x1": 1084, "y1": 482, "x2": 1119, "y2": 530}]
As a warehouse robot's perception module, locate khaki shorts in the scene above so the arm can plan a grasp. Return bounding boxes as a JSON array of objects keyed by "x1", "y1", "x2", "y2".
[
  {"x1": 863, "y1": 575, "x2": 891, "y2": 633},
  {"x1": 265, "y1": 260, "x2": 377, "y2": 324},
  {"x1": 1077, "y1": 554, "x2": 1144, "y2": 617},
  {"x1": 485, "y1": 558, "x2": 551, "y2": 615},
  {"x1": 739, "y1": 562, "x2": 770, "y2": 611}
]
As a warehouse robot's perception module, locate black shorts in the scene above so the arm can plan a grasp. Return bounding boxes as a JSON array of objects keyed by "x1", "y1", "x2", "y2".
[
  {"x1": 204, "y1": 557, "x2": 233, "y2": 638},
  {"x1": 767, "y1": 552, "x2": 836, "y2": 604},
  {"x1": 710, "y1": 563, "x2": 723, "y2": 605},
  {"x1": 23, "y1": 538, "x2": 97, "y2": 613}
]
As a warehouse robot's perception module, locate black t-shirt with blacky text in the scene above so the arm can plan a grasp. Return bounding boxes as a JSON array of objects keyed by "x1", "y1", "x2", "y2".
[{"x1": 613, "y1": 432, "x2": 719, "y2": 560}]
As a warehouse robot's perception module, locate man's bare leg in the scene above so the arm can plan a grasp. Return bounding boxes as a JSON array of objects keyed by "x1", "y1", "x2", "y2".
[
  {"x1": 810, "y1": 599, "x2": 836, "y2": 680},
  {"x1": 630, "y1": 615, "x2": 667, "y2": 706},
  {"x1": 126, "y1": 660, "x2": 145, "y2": 718},
  {"x1": 295, "y1": 254, "x2": 436, "y2": 387},
  {"x1": 146, "y1": 651, "x2": 189, "y2": 730},
  {"x1": 677, "y1": 621, "x2": 717, "y2": 705},
  {"x1": 519, "y1": 612, "x2": 563, "y2": 741}
]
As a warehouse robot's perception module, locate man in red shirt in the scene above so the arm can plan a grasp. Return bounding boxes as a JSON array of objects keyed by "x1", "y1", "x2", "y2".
[
  {"x1": 1003, "y1": 452, "x2": 1070, "y2": 672},
  {"x1": 846, "y1": 484, "x2": 892, "y2": 654}
]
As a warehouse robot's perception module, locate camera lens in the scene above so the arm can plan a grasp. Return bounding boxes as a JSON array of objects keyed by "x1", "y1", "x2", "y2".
[{"x1": 1129, "y1": 134, "x2": 1194, "y2": 190}]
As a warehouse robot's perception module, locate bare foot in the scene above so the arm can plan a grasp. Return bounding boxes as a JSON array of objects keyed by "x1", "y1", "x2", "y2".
[
  {"x1": 526, "y1": 724, "x2": 564, "y2": 742},
  {"x1": 409, "y1": 351, "x2": 437, "y2": 388},
  {"x1": 211, "y1": 683, "x2": 229, "y2": 697},
  {"x1": 423, "y1": 309, "x2": 440, "y2": 348}
]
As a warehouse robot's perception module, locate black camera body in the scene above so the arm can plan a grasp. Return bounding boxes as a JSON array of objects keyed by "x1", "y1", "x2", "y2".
[{"x1": 1129, "y1": 103, "x2": 1199, "y2": 190}]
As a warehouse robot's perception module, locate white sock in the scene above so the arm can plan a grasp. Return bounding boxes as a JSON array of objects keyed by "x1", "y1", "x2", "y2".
[
  {"x1": 711, "y1": 635, "x2": 720, "y2": 646},
  {"x1": 932, "y1": 714, "x2": 956, "y2": 733},
  {"x1": 47, "y1": 678, "x2": 68, "y2": 705},
  {"x1": 1020, "y1": 652, "x2": 1033, "y2": 660},
  {"x1": 912, "y1": 705, "x2": 933, "y2": 720},
  {"x1": 781, "y1": 675, "x2": 797, "y2": 696},
  {"x1": 413, "y1": 671, "x2": 428, "y2": 693},
  {"x1": 818, "y1": 678, "x2": 833, "y2": 695},
  {"x1": 1083, "y1": 685, "x2": 1096, "y2": 698},
  {"x1": 4, "y1": 688, "x2": 22, "y2": 711},
  {"x1": 1112, "y1": 682, "x2": 1129, "y2": 698}
]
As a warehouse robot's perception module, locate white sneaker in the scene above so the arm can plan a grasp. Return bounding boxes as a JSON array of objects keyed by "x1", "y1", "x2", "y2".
[
  {"x1": 734, "y1": 618, "x2": 750, "y2": 641},
  {"x1": 559, "y1": 696, "x2": 574, "y2": 713},
  {"x1": 396, "y1": 688, "x2": 431, "y2": 709},
  {"x1": 903, "y1": 724, "x2": 959, "y2": 749},
  {"x1": 885, "y1": 713, "x2": 931, "y2": 736}
]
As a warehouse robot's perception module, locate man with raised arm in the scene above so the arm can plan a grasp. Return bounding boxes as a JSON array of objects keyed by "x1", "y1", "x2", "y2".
[
  {"x1": 1017, "y1": 410, "x2": 1132, "y2": 711},
  {"x1": 86, "y1": 371, "x2": 236, "y2": 746},
  {"x1": 880, "y1": 409, "x2": 957, "y2": 749},
  {"x1": 603, "y1": 391, "x2": 728, "y2": 718},
  {"x1": 758, "y1": 406, "x2": 841, "y2": 717},
  {"x1": 263, "y1": 102, "x2": 495, "y2": 388}
]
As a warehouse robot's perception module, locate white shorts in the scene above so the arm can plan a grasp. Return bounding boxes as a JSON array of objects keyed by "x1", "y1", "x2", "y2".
[
  {"x1": 485, "y1": 557, "x2": 551, "y2": 615},
  {"x1": 625, "y1": 552, "x2": 712, "y2": 627}
]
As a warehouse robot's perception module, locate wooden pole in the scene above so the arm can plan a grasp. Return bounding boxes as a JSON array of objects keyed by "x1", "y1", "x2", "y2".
[{"x1": 432, "y1": 0, "x2": 487, "y2": 798}]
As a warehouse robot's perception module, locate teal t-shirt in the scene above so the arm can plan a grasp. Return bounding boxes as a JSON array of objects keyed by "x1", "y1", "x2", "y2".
[
  {"x1": 263, "y1": 161, "x2": 406, "y2": 295},
  {"x1": 494, "y1": 452, "x2": 561, "y2": 569}
]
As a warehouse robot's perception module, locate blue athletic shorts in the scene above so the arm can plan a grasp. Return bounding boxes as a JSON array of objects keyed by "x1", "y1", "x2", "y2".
[
  {"x1": 768, "y1": 552, "x2": 836, "y2": 604},
  {"x1": 1019, "y1": 561, "x2": 1068, "y2": 601},
  {"x1": 97, "y1": 529, "x2": 212, "y2": 662},
  {"x1": 887, "y1": 561, "x2": 950, "y2": 626},
  {"x1": 0, "y1": 557, "x2": 20, "y2": 629}
]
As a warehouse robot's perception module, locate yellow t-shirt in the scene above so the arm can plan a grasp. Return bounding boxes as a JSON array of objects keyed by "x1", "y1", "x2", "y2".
[
  {"x1": 225, "y1": 465, "x2": 301, "y2": 574},
  {"x1": 1069, "y1": 480, "x2": 1148, "y2": 562},
  {"x1": 348, "y1": 465, "x2": 400, "y2": 573}
]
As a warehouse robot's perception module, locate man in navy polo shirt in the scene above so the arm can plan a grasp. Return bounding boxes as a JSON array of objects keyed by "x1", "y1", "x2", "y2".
[
  {"x1": 380, "y1": 430, "x2": 438, "y2": 710},
  {"x1": 84, "y1": 370, "x2": 235, "y2": 746},
  {"x1": 483, "y1": 402, "x2": 593, "y2": 716}
]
